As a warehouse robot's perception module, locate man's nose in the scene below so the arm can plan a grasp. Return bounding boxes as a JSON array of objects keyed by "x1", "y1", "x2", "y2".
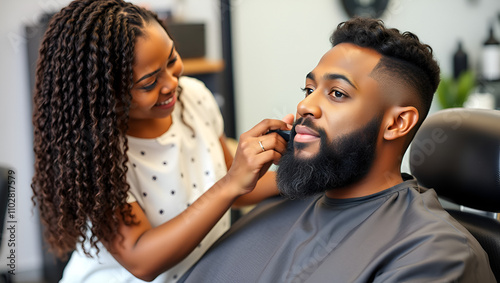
[{"x1": 297, "y1": 91, "x2": 322, "y2": 119}]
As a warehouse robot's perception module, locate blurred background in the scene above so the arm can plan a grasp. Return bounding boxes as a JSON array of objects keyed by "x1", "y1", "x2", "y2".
[{"x1": 1, "y1": 0, "x2": 500, "y2": 282}]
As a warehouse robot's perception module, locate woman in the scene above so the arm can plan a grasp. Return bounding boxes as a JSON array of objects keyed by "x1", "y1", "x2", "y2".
[{"x1": 31, "y1": 0, "x2": 292, "y2": 281}]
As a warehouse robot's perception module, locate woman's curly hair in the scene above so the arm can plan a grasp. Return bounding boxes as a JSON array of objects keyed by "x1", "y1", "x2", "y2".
[
  {"x1": 31, "y1": 0, "x2": 175, "y2": 258},
  {"x1": 331, "y1": 17, "x2": 441, "y2": 128}
]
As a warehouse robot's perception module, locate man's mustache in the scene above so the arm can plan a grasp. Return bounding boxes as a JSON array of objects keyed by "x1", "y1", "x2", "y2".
[{"x1": 293, "y1": 117, "x2": 324, "y2": 137}]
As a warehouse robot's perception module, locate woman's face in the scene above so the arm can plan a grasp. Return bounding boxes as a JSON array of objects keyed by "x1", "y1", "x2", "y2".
[{"x1": 129, "y1": 21, "x2": 184, "y2": 122}]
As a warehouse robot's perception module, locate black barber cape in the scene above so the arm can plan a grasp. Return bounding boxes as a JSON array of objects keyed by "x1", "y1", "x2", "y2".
[{"x1": 180, "y1": 174, "x2": 496, "y2": 283}]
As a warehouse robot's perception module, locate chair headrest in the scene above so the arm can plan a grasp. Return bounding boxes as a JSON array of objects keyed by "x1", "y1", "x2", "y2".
[{"x1": 409, "y1": 108, "x2": 500, "y2": 212}]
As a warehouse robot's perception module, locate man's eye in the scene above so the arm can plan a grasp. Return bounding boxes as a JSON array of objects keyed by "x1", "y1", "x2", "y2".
[
  {"x1": 331, "y1": 90, "x2": 346, "y2": 98},
  {"x1": 301, "y1": 87, "x2": 314, "y2": 96}
]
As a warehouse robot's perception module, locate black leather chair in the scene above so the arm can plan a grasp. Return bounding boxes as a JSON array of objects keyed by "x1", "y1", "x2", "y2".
[{"x1": 409, "y1": 108, "x2": 500, "y2": 281}]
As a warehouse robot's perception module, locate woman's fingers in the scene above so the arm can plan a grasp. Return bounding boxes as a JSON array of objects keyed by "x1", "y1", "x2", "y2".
[
  {"x1": 282, "y1": 113, "x2": 295, "y2": 125},
  {"x1": 255, "y1": 134, "x2": 287, "y2": 155},
  {"x1": 239, "y1": 118, "x2": 291, "y2": 154},
  {"x1": 241, "y1": 119, "x2": 291, "y2": 140},
  {"x1": 227, "y1": 118, "x2": 293, "y2": 193}
]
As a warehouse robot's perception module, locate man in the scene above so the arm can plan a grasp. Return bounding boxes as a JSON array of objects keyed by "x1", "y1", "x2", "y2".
[{"x1": 179, "y1": 17, "x2": 496, "y2": 283}]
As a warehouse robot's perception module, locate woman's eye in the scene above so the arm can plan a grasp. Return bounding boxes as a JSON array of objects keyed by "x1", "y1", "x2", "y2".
[
  {"x1": 141, "y1": 80, "x2": 157, "y2": 91},
  {"x1": 167, "y1": 56, "x2": 178, "y2": 67}
]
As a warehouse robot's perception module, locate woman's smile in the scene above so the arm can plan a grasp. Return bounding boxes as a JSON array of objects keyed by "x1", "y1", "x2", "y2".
[{"x1": 155, "y1": 94, "x2": 176, "y2": 108}]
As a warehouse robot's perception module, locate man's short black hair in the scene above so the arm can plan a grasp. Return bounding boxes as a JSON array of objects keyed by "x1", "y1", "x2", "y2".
[{"x1": 331, "y1": 17, "x2": 440, "y2": 126}]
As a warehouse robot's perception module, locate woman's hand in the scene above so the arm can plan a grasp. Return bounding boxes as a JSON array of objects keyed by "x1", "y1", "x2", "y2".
[
  {"x1": 224, "y1": 118, "x2": 293, "y2": 195},
  {"x1": 104, "y1": 116, "x2": 294, "y2": 281}
]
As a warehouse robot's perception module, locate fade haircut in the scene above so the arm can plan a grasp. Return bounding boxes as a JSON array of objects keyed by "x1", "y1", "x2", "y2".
[{"x1": 330, "y1": 17, "x2": 440, "y2": 130}]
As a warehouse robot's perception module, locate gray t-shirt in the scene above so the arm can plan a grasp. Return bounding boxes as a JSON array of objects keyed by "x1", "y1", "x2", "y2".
[{"x1": 180, "y1": 175, "x2": 496, "y2": 283}]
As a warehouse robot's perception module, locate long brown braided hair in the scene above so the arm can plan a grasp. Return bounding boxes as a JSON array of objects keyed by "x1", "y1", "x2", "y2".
[{"x1": 31, "y1": 0, "x2": 179, "y2": 258}]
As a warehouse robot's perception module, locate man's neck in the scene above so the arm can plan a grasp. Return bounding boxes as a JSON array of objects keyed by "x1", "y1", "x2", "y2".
[{"x1": 325, "y1": 168, "x2": 404, "y2": 199}]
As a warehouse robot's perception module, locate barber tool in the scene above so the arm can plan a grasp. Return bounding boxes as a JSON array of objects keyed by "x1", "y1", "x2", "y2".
[{"x1": 266, "y1": 129, "x2": 291, "y2": 142}]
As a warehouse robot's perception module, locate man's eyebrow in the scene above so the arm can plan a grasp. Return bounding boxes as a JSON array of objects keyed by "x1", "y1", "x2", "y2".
[
  {"x1": 324, "y1": 73, "x2": 357, "y2": 89},
  {"x1": 306, "y1": 72, "x2": 315, "y2": 80},
  {"x1": 135, "y1": 43, "x2": 176, "y2": 84}
]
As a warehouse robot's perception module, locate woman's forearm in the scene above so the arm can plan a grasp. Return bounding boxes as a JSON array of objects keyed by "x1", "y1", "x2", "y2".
[{"x1": 107, "y1": 176, "x2": 239, "y2": 281}]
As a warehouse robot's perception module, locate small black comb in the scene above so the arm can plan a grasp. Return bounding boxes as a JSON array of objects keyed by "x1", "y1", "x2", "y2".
[{"x1": 267, "y1": 129, "x2": 291, "y2": 142}]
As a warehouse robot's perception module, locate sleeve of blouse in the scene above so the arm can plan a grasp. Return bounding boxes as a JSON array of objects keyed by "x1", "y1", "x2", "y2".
[{"x1": 126, "y1": 162, "x2": 139, "y2": 203}]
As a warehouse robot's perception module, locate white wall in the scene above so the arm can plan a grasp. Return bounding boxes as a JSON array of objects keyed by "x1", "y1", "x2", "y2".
[
  {"x1": 231, "y1": 0, "x2": 500, "y2": 134},
  {"x1": 0, "y1": 0, "x2": 221, "y2": 281}
]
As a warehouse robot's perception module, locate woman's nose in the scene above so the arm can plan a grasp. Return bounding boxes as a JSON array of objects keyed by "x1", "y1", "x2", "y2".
[
  {"x1": 159, "y1": 71, "x2": 178, "y2": 94},
  {"x1": 297, "y1": 91, "x2": 322, "y2": 119}
]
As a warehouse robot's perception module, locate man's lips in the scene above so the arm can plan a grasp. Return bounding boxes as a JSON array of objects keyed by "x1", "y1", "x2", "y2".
[{"x1": 294, "y1": 124, "x2": 320, "y2": 143}]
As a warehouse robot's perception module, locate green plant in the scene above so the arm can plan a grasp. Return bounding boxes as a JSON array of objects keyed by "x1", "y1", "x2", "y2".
[{"x1": 436, "y1": 70, "x2": 476, "y2": 109}]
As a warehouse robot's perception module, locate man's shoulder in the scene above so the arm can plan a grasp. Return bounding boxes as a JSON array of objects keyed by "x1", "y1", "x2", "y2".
[
  {"x1": 225, "y1": 195, "x2": 320, "y2": 238},
  {"x1": 179, "y1": 195, "x2": 321, "y2": 283}
]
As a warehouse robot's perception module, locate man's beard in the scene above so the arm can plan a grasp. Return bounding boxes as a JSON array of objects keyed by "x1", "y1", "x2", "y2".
[{"x1": 276, "y1": 116, "x2": 382, "y2": 199}]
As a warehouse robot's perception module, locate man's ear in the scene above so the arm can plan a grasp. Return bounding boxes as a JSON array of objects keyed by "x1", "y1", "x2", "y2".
[{"x1": 383, "y1": 106, "x2": 419, "y2": 141}]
